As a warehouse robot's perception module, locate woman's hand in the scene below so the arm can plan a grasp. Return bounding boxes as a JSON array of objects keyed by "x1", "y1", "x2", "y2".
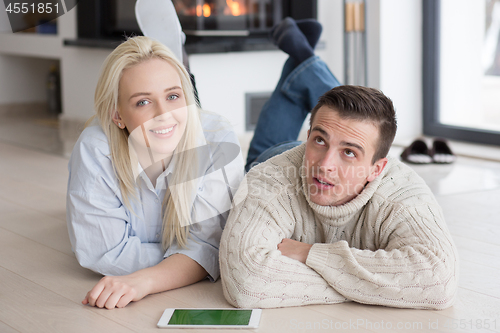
[
  {"x1": 82, "y1": 273, "x2": 151, "y2": 309},
  {"x1": 278, "y1": 238, "x2": 313, "y2": 264},
  {"x1": 82, "y1": 254, "x2": 207, "y2": 309}
]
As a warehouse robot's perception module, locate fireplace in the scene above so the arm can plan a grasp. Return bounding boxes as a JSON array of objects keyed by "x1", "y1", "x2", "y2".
[
  {"x1": 173, "y1": 0, "x2": 282, "y2": 36},
  {"x1": 70, "y1": 0, "x2": 317, "y2": 52}
]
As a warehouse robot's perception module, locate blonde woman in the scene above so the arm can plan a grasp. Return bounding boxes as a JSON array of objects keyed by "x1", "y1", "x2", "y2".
[{"x1": 66, "y1": 36, "x2": 244, "y2": 309}]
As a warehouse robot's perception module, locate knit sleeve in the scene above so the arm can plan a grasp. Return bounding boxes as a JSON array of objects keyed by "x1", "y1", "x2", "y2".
[
  {"x1": 219, "y1": 184, "x2": 347, "y2": 308},
  {"x1": 305, "y1": 202, "x2": 459, "y2": 310}
]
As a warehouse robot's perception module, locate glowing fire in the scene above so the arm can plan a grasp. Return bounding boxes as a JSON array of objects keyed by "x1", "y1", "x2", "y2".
[
  {"x1": 196, "y1": 3, "x2": 211, "y2": 17},
  {"x1": 193, "y1": 0, "x2": 247, "y2": 18},
  {"x1": 225, "y1": 0, "x2": 244, "y2": 16}
]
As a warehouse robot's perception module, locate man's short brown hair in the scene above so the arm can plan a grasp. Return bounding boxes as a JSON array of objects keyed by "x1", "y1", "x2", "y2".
[{"x1": 310, "y1": 85, "x2": 397, "y2": 164}]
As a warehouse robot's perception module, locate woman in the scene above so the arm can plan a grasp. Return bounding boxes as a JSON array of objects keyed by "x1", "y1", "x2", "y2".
[{"x1": 66, "y1": 36, "x2": 244, "y2": 309}]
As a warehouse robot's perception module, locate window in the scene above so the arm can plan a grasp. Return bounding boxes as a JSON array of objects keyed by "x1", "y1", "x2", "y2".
[{"x1": 423, "y1": 0, "x2": 500, "y2": 145}]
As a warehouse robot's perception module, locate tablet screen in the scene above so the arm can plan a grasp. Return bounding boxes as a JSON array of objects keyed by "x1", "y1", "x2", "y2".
[{"x1": 167, "y1": 309, "x2": 252, "y2": 326}]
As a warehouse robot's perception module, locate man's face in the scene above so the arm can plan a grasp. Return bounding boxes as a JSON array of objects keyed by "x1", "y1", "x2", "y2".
[{"x1": 304, "y1": 106, "x2": 387, "y2": 206}]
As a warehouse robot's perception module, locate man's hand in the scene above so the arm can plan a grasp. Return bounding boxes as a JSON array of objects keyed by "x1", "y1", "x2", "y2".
[{"x1": 278, "y1": 238, "x2": 313, "y2": 264}]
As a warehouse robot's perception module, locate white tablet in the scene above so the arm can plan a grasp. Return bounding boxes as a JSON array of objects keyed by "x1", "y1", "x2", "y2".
[{"x1": 157, "y1": 308, "x2": 262, "y2": 329}]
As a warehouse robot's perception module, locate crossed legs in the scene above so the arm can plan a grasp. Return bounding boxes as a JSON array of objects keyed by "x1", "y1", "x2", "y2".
[{"x1": 246, "y1": 18, "x2": 342, "y2": 171}]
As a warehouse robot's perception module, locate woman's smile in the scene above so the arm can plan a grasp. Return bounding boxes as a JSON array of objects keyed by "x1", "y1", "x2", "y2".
[{"x1": 150, "y1": 124, "x2": 177, "y2": 138}]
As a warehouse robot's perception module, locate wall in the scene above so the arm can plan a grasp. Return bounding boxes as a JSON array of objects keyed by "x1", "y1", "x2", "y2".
[
  {"x1": 58, "y1": 8, "x2": 113, "y2": 124},
  {"x1": 60, "y1": 47, "x2": 111, "y2": 121},
  {"x1": 370, "y1": 0, "x2": 423, "y2": 143},
  {"x1": 316, "y1": 0, "x2": 344, "y2": 81},
  {"x1": 189, "y1": 51, "x2": 286, "y2": 134},
  {"x1": 0, "y1": 55, "x2": 57, "y2": 104},
  {"x1": 0, "y1": 1, "x2": 58, "y2": 105}
]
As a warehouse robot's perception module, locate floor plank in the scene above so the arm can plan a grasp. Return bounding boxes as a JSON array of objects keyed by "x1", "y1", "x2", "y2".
[
  {"x1": 0, "y1": 141, "x2": 68, "y2": 188},
  {"x1": 0, "y1": 227, "x2": 102, "y2": 302},
  {"x1": 0, "y1": 175, "x2": 66, "y2": 222},
  {"x1": 0, "y1": 267, "x2": 135, "y2": 333},
  {"x1": 0, "y1": 210, "x2": 74, "y2": 257},
  {"x1": 410, "y1": 161, "x2": 500, "y2": 196},
  {"x1": 0, "y1": 228, "x2": 197, "y2": 332},
  {"x1": 0, "y1": 211, "x2": 72, "y2": 256},
  {"x1": 437, "y1": 191, "x2": 500, "y2": 246},
  {"x1": 0, "y1": 321, "x2": 20, "y2": 333},
  {"x1": 459, "y1": 260, "x2": 500, "y2": 299},
  {"x1": 448, "y1": 288, "x2": 500, "y2": 332},
  {"x1": 453, "y1": 235, "x2": 500, "y2": 270}
]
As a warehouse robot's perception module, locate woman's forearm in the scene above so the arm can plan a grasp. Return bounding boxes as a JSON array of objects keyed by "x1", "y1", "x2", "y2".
[
  {"x1": 83, "y1": 253, "x2": 208, "y2": 309},
  {"x1": 140, "y1": 253, "x2": 208, "y2": 295}
]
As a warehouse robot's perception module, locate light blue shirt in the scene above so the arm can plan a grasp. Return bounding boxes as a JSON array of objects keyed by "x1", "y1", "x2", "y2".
[{"x1": 66, "y1": 112, "x2": 244, "y2": 281}]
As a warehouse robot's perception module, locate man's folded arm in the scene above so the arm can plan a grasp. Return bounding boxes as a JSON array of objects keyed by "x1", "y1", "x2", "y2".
[
  {"x1": 220, "y1": 193, "x2": 347, "y2": 309},
  {"x1": 305, "y1": 204, "x2": 459, "y2": 310}
]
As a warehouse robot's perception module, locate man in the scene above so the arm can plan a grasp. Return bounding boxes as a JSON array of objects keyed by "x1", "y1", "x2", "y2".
[{"x1": 219, "y1": 18, "x2": 458, "y2": 310}]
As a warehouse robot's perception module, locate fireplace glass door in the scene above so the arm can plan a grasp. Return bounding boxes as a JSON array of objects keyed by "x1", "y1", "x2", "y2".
[{"x1": 173, "y1": 0, "x2": 282, "y2": 35}]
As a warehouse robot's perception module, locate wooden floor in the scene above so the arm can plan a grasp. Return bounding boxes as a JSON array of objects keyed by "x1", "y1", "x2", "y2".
[{"x1": 1, "y1": 140, "x2": 500, "y2": 333}]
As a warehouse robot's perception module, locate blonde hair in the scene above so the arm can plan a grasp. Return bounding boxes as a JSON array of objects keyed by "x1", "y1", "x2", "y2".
[{"x1": 88, "y1": 36, "x2": 201, "y2": 249}]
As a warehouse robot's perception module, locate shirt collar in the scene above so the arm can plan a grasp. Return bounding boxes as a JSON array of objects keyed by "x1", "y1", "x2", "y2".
[{"x1": 136, "y1": 156, "x2": 177, "y2": 192}]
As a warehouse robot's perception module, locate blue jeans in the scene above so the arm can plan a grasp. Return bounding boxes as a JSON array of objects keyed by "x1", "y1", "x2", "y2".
[{"x1": 246, "y1": 56, "x2": 341, "y2": 172}]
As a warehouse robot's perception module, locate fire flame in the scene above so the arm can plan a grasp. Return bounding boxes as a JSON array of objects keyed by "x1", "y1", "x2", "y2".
[
  {"x1": 196, "y1": 4, "x2": 211, "y2": 17},
  {"x1": 225, "y1": 0, "x2": 242, "y2": 16},
  {"x1": 195, "y1": 1, "x2": 246, "y2": 17},
  {"x1": 203, "y1": 4, "x2": 211, "y2": 17}
]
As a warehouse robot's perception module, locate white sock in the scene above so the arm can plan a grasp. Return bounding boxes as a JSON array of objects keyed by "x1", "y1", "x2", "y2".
[{"x1": 135, "y1": 0, "x2": 185, "y2": 63}]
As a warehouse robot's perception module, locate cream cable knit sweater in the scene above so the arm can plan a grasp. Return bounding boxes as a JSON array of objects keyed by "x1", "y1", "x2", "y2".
[{"x1": 220, "y1": 144, "x2": 458, "y2": 310}]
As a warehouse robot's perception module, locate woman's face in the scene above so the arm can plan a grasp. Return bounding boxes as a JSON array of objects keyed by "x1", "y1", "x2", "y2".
[{"x1": 114, "y1": 58, "x2": 188, "y2": 160}]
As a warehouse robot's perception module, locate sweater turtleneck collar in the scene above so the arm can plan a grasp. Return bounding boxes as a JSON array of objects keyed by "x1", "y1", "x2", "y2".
[{"x1": 298, "y1": 148, "x2": 388, "y2": 225}]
